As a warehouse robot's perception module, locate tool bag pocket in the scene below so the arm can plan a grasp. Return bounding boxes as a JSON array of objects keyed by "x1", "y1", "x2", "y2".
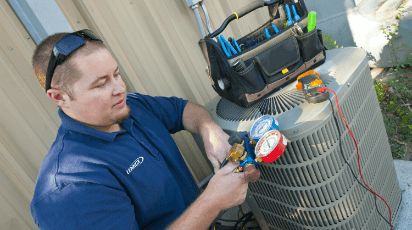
[
  {"x1": 238, "y1": 61, "x2": 267, "y2": 93},
  {"x1": 255, "y1": 36, "x2": 302, "y2": 84},
  {"x1": 296, "y1": 29, "x2": 325, "y2": 62},
  {"x1": 201, "y1": 38, "x2": 267, "y2": 103}
]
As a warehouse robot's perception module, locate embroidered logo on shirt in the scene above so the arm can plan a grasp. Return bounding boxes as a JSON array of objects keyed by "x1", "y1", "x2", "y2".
[{"x1": 126, "y1": 157, "x2": 144, "y2": 174}]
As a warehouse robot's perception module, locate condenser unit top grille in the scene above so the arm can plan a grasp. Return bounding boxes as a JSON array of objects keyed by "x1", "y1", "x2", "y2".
[{"x1": 216, "y1": 89, "x2": 306, "y2": 121}]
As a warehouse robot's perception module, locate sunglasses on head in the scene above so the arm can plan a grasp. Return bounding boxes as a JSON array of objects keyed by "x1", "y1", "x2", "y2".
[{"x1": 45, "y1": 29, "x2": 103, "y2": 91}]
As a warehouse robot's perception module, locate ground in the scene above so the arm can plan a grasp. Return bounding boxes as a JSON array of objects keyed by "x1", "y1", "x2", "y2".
[
  {"x1": 373, "y1": 66, "x2": 412, "y2": 230},
  {"x1": 374, "y1": 66, "x2": 412, "y2": 160},
  {"x1": 394, "y1": 160, "x2": 412, "y2": 230}
]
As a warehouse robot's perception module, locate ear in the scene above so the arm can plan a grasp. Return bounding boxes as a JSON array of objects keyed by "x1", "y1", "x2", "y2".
[{"x1": 46, "y1": 88, "x2": 71, "y2": 108}]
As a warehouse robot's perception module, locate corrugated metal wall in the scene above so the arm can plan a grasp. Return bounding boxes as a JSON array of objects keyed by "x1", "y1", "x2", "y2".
[
  {"x1": 0, "y1": 1, "x2": 58, "y2": 229},
  {"x1": 0, "y1": 0, "x2": 270, "y2": 229}
]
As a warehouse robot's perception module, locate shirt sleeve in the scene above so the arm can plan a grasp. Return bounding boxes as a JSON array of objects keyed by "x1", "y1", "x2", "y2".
[
  {"x1": 31, "y1": 183, "x2": 139, "y2": 230},
  {"x1": 127, "y1": 93, "x2": 188, "y2": 133}
]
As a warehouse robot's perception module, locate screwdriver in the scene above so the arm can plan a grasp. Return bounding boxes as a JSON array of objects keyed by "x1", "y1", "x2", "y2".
[
  {"x1": 291, "y1": 4, "x2": 301, "y2": 21},
  {"x1": 285, "y1": 4, "x2": 293, "y2": 27}
]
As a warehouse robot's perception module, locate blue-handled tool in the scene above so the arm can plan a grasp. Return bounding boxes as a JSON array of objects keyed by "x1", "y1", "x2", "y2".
[
  {"x1": 264, "y1": 28, "x2": 271, "y2": 40},
  {"x1": 218, "y1": 35, "x2": 231, "y2": 58},
  {"x1": 222, "y1": 35, "x2": 238, "y2": 55},
  {"x1": 291, "y1": 4, "x2": 301, "y2": 22},
  {"x1": 229, "y1": 37, "x2": 242, "y2": 53},
  {"x1": 271, "y1": 23, "x2": 280, "y2": 34},
  {"x1": 285, "y1": 4, "x2": 293, "y2": 27},
  {"x1": 218, "y1": 35, "x2": 238, "y2": 58}
]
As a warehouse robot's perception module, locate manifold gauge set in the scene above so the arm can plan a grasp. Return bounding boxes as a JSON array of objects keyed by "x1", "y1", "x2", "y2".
[
  {"x1": 225, "y1": 115, "x2": 288, "y2": 172},
  {"x1": 251, "y1": 115, "x2": 287, "y2": 163}
]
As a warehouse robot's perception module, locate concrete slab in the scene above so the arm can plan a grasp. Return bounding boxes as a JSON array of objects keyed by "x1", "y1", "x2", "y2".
[
  {"x1": 394, "y1": 160, "x2": 412, "y2": 230},
  {"x1": 370, "y1": 67, "x2": 385, "y2": 79}
]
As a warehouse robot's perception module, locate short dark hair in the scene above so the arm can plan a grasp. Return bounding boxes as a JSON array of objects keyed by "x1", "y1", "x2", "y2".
[{"x1": 32, "y1": 32, "x2": 106, "y2": 95}]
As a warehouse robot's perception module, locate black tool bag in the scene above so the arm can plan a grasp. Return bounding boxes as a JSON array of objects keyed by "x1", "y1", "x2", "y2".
[{"x1": 199, "y1": 0, "x2": 326, "y2": 107}]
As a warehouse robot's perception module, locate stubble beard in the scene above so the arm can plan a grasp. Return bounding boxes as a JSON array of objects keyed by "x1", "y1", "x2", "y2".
[{"x1": 115, "y1": 105, "x2": 131, "y2": 124}]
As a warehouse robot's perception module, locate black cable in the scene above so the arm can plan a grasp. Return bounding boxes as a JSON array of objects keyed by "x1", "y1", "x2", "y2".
[
  {"x1": 214, "y1": 208, "x2": 256, "y2": 229},
  {"x1": 328, "y1": 98, "x2": 392, "y2": 227},
  {"x1": 233, "y1": 212, "x2": 253, "y2": 229},
  {"x1": 207, "y1": 15, "x2": 236, "y2": 38},
  {"x1": 214, "y1": 218, "x2": 239, "y2": 223},
  {"x1": 213, "y1": 211, "x2": 253, "y2": 229},
  {"x1": 239, "y1": 212, "x2": 254, "y2": 229}
]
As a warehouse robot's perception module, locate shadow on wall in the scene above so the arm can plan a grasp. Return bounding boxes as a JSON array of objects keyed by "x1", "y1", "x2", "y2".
[
  {"x1": 377, "y1": 3, "x2": 412, "y2": 67},
  {"x1": 305, "y1": 0, "x2": 356, "y2": 48},
  {"x1": 308, "y1": 0, "x2": 412, "y2": 68}
]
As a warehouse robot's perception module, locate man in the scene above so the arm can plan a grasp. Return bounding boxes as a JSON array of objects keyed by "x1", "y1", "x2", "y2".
[{"x1": 30, "y1": 29, "x2": 260, "y2": 229}]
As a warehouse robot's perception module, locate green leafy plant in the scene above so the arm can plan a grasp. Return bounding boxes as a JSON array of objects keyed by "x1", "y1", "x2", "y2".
[
  {"x1": 322, "y1": 33, "x2": 341, "y2": 50},
  {"x1": 374, "y1": 68, "x2": 412, "y2": 159}
]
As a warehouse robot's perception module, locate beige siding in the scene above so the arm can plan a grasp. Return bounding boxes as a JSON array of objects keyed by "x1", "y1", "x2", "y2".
[
  {"x1": 0, "y1": 0, "x2": 269, "y2": 228},
  {"x1": 0, "y1": 1, "x2": 59, "y2": 229}
]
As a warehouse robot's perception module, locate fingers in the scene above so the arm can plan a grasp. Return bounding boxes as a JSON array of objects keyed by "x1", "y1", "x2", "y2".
[
  {"x1": 220, "y1": 161, "x2": 240, "y2": 174},
  {"x1": 217, "y1": 162, "x2": 260, "y2": 186},
  {"x1": 221, "y1": 145, "x2": 231, "y2": 162},
  {"x1": 210, "y1": 158, "x2": 220, "y2": 173},
  {"x1": 243, "y1": 164, "x2": 261, "y2": 183},
  {"x1": 208, "y1": 152, "x2": 230, "y2": 173}
]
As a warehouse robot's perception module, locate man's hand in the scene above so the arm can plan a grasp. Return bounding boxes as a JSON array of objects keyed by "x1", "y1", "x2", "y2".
[
  {"x1": 244, "y1": 164, "x2": 261, "y2": 183},
  {"x1": 167, "y1": 162, "x2": 260, "y2": 230},
  {"x1": 203, "y1": 162, "x2": 249, "y2": 210},
  {"x1": 182, "y1": 102, "x2": 232, "y2": 172},
  {"x1": 171, "y1": 102, "x2": 261, "y2": 229},
  {"x1": 206, "y1": 162, "x2": 261, "y2": 208},
  {"x1": 201, "y1": 123, "x2": 231, "y2": 172}
]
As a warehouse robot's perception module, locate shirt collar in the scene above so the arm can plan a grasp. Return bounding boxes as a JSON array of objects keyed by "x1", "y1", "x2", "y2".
[{"x1": 58, "y1": 109, "x2": 128, "y2": 142}]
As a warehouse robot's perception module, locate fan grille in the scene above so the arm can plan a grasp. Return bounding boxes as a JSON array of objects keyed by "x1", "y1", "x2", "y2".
[
  {"x1": 216, "y1": 89, "x2": 306, "y2": 121},
  {"x1": 216, "y1": 77, "x2": 334, "y2": 121}
]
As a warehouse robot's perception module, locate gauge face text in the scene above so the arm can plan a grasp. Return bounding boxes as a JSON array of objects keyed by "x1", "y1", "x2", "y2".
[
  {"x1": 255, "y1": 121, "x2": 271, "y2": 136},
  {"x1": 256, "y1": 131, "x2": 280, "y2": 157},
  {"x1": 250, "y1": 115, "x2": 279, "y2": 141}
]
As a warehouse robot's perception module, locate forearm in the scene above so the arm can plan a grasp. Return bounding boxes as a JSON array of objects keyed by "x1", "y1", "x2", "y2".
[
  {"x1": 167, "y1": 192, "x2": 221, "y2": 230},
  {"x1": 182, "y1": 102, "x2": 230, "y2": 170},
  {"x1": 183, "y1": 102, "x2": 227, "y2": 143},
  {"x1": 182, "y1": 102, "x2": 216, "y2": 134}
]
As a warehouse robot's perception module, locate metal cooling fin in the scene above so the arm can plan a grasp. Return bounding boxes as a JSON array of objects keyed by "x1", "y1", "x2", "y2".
[{"x1": 216, "y1": 89, "x2": 305, "y2": 121}]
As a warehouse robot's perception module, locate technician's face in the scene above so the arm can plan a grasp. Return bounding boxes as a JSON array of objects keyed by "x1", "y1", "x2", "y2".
[{"x1": 64, "y1": 48, "x2": 129, "y2": 131}]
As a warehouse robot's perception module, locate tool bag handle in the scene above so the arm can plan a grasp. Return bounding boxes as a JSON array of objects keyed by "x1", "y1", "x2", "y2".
[{"x1": 208, "y1": 0, "x2": 280, "y2": 38}]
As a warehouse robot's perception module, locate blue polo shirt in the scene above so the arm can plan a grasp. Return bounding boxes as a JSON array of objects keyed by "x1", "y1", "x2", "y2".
[{"x1": 31, "y1": 93, "x2": 200, "y2": 230}]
